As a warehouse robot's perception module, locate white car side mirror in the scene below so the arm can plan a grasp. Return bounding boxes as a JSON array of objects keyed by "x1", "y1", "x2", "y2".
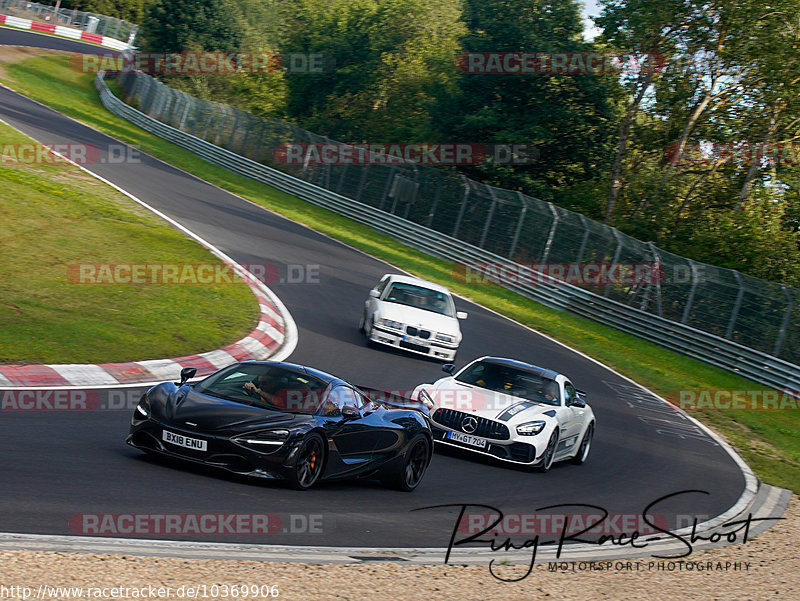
[
  {"x1": 369, "y1": 289, "x2": 380, "y2": 298},
  {"x1": 456, "y1": 311, "x2": 468, "y2": 320}
]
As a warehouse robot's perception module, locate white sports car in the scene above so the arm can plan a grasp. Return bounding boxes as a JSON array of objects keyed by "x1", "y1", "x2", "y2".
[
  {"x1": 411, "y1": 357, "x2": 595, "y2": 471},
  {"x1": 360, "y1": 274, "x2": 467, "y2": 361}
]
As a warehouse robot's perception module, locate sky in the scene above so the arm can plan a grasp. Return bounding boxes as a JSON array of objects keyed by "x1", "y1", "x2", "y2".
[{"x1": 581, "y1": 0, "x2": 604, "y2": 41}]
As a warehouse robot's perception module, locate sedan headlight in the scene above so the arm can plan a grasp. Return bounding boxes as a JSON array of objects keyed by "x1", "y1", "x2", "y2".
[
  {"x1": 379, "y1": 318, "x2": 404, "y2": 330},
  {"x1": 516, "y1": 420, "x2": 546, "y2": 436},
  {"x1": 435, "y1": 333, "x2": 455, "y2": 343}
]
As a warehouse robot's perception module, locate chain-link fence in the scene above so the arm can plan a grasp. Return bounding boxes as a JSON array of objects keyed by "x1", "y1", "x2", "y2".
[
  {"x1": 115, "y1": 69, "x2": 799, "y2": 365},
  {"x1": 0, "y1": 0, "x2": 137, "y2": 44}
]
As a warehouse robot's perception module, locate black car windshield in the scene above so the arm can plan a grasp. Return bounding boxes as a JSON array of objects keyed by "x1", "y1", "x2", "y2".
[
  {"x1": 455, "y1": 361, "x2": 560, "y2": 406},
  {"x1": 194, "y1": 363, "x2": 329, "y2": 413},
  {"x1": 383, "y1": 282, "x2": 455, "y2": 316}
]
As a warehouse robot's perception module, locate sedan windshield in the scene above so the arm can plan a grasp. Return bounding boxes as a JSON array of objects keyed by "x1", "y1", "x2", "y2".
[
  {"x1": 383, "y1": 282, "x2": 455, "y2": 316},
  {"x1": 455, "y1": 361, "x2": 560, "y2": 406},
  {"x1": 195, "y1": 364, "x2": 329, "y2": 413}
]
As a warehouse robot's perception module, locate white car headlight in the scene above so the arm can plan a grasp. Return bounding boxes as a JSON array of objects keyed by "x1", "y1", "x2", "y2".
[
  {"x1": 379, "y1": 318, "x2": 404, "y2": 330},
  {"x1": 516, "y1": 420, "x2": 546, "y2": 436},
  {"x1": 435, "y1": 333, "x2": 455, "y2": 343}
]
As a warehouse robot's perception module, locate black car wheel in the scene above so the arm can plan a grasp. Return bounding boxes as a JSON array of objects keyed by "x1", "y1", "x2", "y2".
[
  {"x1": 382, "y1": 434, "x2": 430, "y2": 492},
  {"x1": 287, "y1": 433, "x2": 325, "y2": 490},
  {"x1": 570, "y1": 422, "x2": 593, "y2": 465},
  {"x1": 534, "y1": 430, "x2": 558, "y2": 473}
]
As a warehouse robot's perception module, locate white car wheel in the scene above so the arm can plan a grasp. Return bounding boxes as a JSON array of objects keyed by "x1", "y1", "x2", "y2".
[
  {"x1": 570, "y1": 422, "x2": 593, "y2": 465},
  {"x1": 534, "y1": 430, "x2": 558, "y2": 473}
]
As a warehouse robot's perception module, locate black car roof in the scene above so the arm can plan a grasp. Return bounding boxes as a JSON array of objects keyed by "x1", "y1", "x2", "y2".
[
  {"x1": 477, "y1": 357, "x2": 560, "y2": 380},
  {"x1": 241, "y1": 360, "x2": 344, "y2": 385}
]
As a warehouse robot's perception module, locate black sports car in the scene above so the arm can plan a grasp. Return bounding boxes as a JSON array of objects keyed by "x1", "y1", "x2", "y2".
[{"x1": 126, "y1": 361, "x2": 433, "y2": 491}]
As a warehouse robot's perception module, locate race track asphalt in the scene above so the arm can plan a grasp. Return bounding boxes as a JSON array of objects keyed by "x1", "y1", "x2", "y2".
[{"x1": 0, "y1": 29, "x2": 746, "y2": 548}]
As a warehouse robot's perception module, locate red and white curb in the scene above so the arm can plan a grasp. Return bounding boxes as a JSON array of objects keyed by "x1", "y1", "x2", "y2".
[
  {"x1": 0, "y1": 116, "x2": 297, "y2": 389},
  {"x1": 0, "y1": 15, "x2": 130, "y2": 51}
]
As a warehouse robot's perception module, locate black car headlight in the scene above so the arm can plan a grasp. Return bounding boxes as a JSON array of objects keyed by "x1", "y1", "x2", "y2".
[
  {"x1": 233, "y1": 429, "x2": 291, "y2": 450},
  {"x1": 132, "y1": 397, "x2": 150, "y2": 425},
  {"x1": 516, "y1": 420, "x2": 546, "y2": 436}
]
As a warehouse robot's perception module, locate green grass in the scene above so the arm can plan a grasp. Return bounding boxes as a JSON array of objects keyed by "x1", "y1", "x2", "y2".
[
  {"x1": 1, "y1": 52, "x2": 798, "y2": 493},
  {"x1": 0, "y1": 120, "x2": 257, "y2": 363}
]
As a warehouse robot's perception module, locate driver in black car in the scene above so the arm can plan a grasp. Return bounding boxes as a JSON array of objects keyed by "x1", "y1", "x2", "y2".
[{"x1": 243, "y1": 375, "x2": 280, "y2": 404}]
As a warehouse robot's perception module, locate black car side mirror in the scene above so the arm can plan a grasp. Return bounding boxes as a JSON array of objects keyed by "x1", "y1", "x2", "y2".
[
  {"x1": 442, "y1": 363, "x2": 456, "y2": 375},
  {"x1": 179, "y1": 366, "x2": 197, "y2": 386},
  {"x1": 341, "y1": 405, "x2": 360, "y2": 419}
]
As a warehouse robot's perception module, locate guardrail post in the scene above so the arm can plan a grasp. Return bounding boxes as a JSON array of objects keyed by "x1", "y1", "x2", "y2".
[
  {"x1": 773, "y1": 284, "x2": 793, "y2": 357},
  {"x1": 355, "y1": 166, "x2": 369, "y2": 202},
  {"x1": 508, "y1": 191, "x2": 528, "y2": 259},
  {"x1": 646, "y1": 241, "x2": 663, "y2": 317},
  {"x1": 227, "y1": 109, "x2": 241, "y2": 149},
  {"x1": 379, "y1": 166, "x2": 396, "y2": 210},
  {"x1": 178, "y1": 94, "x2": 191, "y2": 131},
  {"x1": 425, "y1": 179, "x2": 442, "y2": 227},
  {"x1": 479, "y1": 187, "x2": 499, "y2": 249},
  {"x1": 576, "y1": 213, "x2": 590, "y2": 263},
  {"x1": 336, "y1": 165, "x2": 348, "y2": 194},
  {"x1": 725, "y1": 271, "x2": 744, "y2": 339},
  {"x1": 540, "y1": 202, "x2": 560, "y2": 264},
  {"x1": 681, "y1": 262, "x2": 700, "y2": 324},
  {"x1": 603, "y1": 228, "x2": 623, "y2": 297},
  {"x1": 452, "y1": 176, "x2": 471, "y2": 238}
]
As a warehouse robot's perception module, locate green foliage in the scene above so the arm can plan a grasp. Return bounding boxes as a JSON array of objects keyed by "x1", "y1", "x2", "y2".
[
  {"x1": 433, "y1": 0, "x2": 619, "y2": 202},
  {"x1": 38, "y1": 1, "x2": 152, "y2": 23},
  {"x1": 141, "y1": 0, "x2": 244, "y2": 52},
  {"x1": 281, "y1": 0, "x2": 466, "y2": 142}
]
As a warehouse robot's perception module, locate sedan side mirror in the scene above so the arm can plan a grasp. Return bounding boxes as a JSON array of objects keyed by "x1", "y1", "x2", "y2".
[
  {"x1": 369, "y1": 289, "x2": 380, "y2": 298},
  {"x1": 179, "y1": 366, "x2": 197, "y2": 386},
  {"x1": 442, "y1": 363, "x2": 456, "y2": 375},
  {"x1": 456, "y1": 311, "x2": 468, "y2": 320}
]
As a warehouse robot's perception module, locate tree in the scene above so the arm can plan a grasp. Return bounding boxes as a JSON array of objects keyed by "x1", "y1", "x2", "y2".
[
  {"x1": 433, "y1": 0, "x2": 618, "y2": 203},
  {"x1": 141, "y1": 0, "x2": 243, "y2": 53}
]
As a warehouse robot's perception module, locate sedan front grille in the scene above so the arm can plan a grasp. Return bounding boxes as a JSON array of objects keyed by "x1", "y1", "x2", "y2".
[
  {"x1": 405, "y1": 326, "x2": 431, "y2": 339},
  {"x1": 433, "y1": 408, "x2": 510, "y2": 440}
]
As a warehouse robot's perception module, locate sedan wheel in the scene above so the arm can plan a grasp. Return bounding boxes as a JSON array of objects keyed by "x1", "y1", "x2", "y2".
[
  {"x1": 534, "y1": 431, "x2": 558, "y2": 473},
  {"x1": 287, "y1": 433, "x2": 325, "y2": 490}
]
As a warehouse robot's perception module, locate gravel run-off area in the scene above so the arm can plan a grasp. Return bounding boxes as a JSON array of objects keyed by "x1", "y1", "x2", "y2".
[{"x1": 0, "y1": 495, "x2": 797, "y2": 601}]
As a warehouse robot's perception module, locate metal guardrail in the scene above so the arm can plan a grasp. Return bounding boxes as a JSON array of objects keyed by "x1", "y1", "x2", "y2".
[
  {"x1": 0, "y1": 0, "x2": 137, "y2": 44},
  {"x1": 95, "y1": 72, "x2": 800, "y2": 393}
]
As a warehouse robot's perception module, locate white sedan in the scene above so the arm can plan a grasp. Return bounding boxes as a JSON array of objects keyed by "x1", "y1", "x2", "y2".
[
  {"x1": 411, "y1": 356, "x2": 595, "y2": 471},
  {"x1": 359, "y1": 274, "x2": 467, "y2": 361}
]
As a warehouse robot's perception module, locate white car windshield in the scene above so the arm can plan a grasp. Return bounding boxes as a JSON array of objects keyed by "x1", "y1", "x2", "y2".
[
  {"x1": 455, "y1": 361, "x2": 561, "y2": 406},
  {"x1": 383, "y1": 282, "x2": 455, "y2": 316}
]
